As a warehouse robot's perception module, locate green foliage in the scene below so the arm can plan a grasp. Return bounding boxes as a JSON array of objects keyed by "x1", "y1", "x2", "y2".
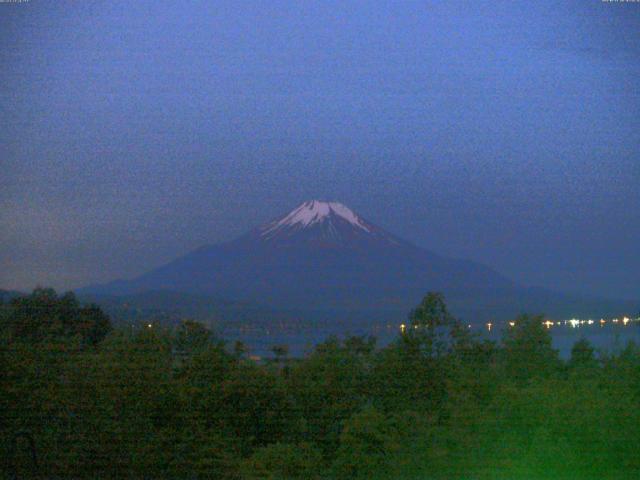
[
  {"x1": 2, "y1": 288, "x2": 112, "y2": 346},
  {"x1": 409, "y1": 292, "x2": 453, "y2": 330},
  {"x1": 404, "y1": 292, "x2": 473, "y2": 360},
  {"x1": 286, "y1": 337, "x2": 371, "y2": 457},
  {"x1": 240, "y1": 442, "x2": 322, "y2": 480},
  {"x1": 271, "y1": 345, "x2": 289, "y2": 359},
  {"x1": 370, "y1": 339, "x2": 443, "y2": 413},
  {"x1": 344, "y1": 335, "x2": 377, "y2": 356},
  {"x1": 569, "y1": 337, "x2": 599, "y2": 373},
  {"x1": 174, "y1": 319, "x2": 218, "y2": 355},
  {"x1": 332, "y1": 406, "x2": 402, "y2": 479},
  {"x1": 216, "y1": 363, "x2": 296, "y2": 451},
  {"x1": 233, "y1": 340, "x2": 248, "y2": 359},
  {"x1": 2, "y1": 289, "x2": 640, "y2": 479},
  {"x1": 501, "y1": 313, "x2": 561, "y2": 382}
]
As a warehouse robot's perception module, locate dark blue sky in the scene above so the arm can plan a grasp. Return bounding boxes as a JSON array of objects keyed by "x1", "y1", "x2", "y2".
[{"x1": 1, "y1": 1, "x2": 639, "y2": 300}]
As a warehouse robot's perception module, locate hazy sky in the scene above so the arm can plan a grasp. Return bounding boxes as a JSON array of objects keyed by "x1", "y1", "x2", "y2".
[{"x1": 1, "y1": 1, "x2": 639, "y2": 300}]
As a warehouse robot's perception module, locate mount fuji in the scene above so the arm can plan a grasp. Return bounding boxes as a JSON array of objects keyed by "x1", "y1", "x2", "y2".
[{"x1": 80, "y1": 200, "x2": 634, "y2": 325}]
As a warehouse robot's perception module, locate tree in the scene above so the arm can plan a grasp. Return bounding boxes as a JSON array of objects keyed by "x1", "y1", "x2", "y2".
[
  {"x1": 344, "y1": 335, "x2": 376, "y2": 356},
  {"x1": 568, "y1": 337, "x2": 598, "y2": 372},
  {"x1": 233, "y1": 340, "x2": 248, "y2": 359},
  {"x1": 287, "y1": 339, "x2": 370, "y2": 456},
  {"x1": 272, "y1": 344, "x2": 289, "y2": 363},
  {"x1": 240, "y1": 442, "x2": 323, "y2": 480},
  {"x1": 370, "y1": 340, "x2": 442, "y2": 413},
  {"x1": 408, "y1": 292, "x2": 453, "y2": 330},
  {"x1": 404, "y1": 292, "x2": 465, "y2": 358},
  {"x1": 332, "y1": 406, "x2": 402, "y2": 479},
  {"x1": 501, "y1": 313, "x2": 560, "y2": 382},
  {"x1": 373, "y1": 293, "x2": 461, "y2": 413},
  {"x1": 3, "y1": 288, "x2": 112, "y2": 346},
  {"x1": 68, "y1": 328, "x2": 176, "y2": 477},
  {"x1": 215, "y1": 363, "x2": 297, "y2": 452},
  {"x1": 174, "y1": 319, "x2": 217, "y2": 356}
]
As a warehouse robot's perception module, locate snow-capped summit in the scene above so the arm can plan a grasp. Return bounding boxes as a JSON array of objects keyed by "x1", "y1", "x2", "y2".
[
  {"x1": 80, "y1": 199, "x2": 626, "y2": 326},
  {"x1": 261, "y1": 200, "x2": 372, "y2": 238},
  {"x1": 254, "y1": 199, "x2": 402, "y2": 247}
]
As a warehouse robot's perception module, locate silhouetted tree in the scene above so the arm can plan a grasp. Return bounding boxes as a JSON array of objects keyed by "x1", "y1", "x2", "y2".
[
  {"x1": 272, "y1": 344, "x2": 289, "y2": 363},
  {"x1": 569, "y1": 337, "x2": 598, "y2": 371},
  {"x1": 233, "y1": 340, "x2": 248, "y2": 359},
  {"x1": 174, "y1": 319, "x2": 216, "y2": 356},
  {"x1": 3, "y1": 288, "x2": 111, "y2": 346},
  {"x1": 404, "y1": 292, "x2": 463, "y2": 358},
  {"x1": 501, "y1": 313, "x2": 560, "y2": 382},
  {"x1": 344, "y1": 335, "x2": 376, "y2": 356}
]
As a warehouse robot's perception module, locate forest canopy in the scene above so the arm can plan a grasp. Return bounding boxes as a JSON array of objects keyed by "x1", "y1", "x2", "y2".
[{"x1": 1, "y1": 289, "x2": 639, "y2": 479}]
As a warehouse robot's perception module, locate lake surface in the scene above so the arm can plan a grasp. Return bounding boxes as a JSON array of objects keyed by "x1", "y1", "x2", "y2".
[
  {"x1": 550, "y1": 324, "x2": 640, "y2": 358},
  {"x1": 222, "y1": 319, "x2": 640, "y2": 360}
]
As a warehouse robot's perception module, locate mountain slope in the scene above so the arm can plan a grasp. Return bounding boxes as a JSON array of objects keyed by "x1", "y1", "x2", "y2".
[{"x1": 81, "y1": 200, "x2": 636, "y2": 323}]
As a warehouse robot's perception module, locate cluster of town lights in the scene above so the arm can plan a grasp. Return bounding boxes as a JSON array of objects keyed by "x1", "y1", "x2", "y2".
[
  {"x1": 495, "y1": 316, "x2": 636, "y2": 331},
  {"x1": 399, "y1": 316, "x2": 638, "y2": 333}
]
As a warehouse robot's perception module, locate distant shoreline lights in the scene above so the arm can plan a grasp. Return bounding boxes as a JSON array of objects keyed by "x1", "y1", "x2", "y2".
[{"x1": 397, "y1": 316, "x2": 639, "y2": 333}]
